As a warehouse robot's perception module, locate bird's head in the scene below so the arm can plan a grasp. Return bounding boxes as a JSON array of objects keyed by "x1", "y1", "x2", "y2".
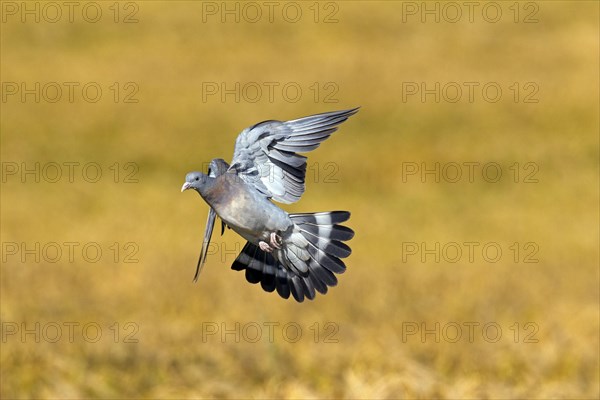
[{"x1": 181, "y1": 171, "x2": 209, "y2": 194}]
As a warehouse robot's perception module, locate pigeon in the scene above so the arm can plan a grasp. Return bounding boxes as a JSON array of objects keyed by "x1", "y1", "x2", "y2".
[{"x1": 181, "y1": 108, "x2": 358, "y2": 302}]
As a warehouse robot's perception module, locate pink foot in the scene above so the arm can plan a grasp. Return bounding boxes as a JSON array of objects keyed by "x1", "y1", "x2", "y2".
[
  {"x1": 259, "y1": 241, "x2": 273, "y2": 253},
  {"x1": 270, "y1": 232, "x2": 282, "y2": 249}
]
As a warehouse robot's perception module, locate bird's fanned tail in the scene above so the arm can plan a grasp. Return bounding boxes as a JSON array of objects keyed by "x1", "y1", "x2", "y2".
[{"x1": 231, "y1": 211, "x2": 354, "y2": 302}]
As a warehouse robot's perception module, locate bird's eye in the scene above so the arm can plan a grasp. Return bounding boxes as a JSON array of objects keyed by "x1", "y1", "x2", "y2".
[{"x1": 195, "y1": 177, "x2": 199, "y2": 181}]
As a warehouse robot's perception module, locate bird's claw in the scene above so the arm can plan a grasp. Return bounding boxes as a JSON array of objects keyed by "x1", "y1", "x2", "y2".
[
  {"x1": 259, "y1": 233, "x2": 282, "y2": 253},
  {"x1": 259, "y1": 241, "x2": 273, "y2": 253},
  {"x1": 270, "y1": 232, "x2": 282, "y2": 249}
]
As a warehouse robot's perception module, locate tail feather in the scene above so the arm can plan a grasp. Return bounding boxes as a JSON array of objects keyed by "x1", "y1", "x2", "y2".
[
  {"x1": 307, "y1": 272, "x2": 328, "y2": 295},
  {"x1": 289, "y1": 211, "x2": 350, "y2": 225},
  {"x1": 301, "y1": 230, "x2": 352, "y2": 258},
  {"x1": 306, "y1": 244, "x2": 346, "y2": 274},
  {"x1": 290, "y1": 276, "x2": 306, "y2": 302},
  {"x1": 294, "y1": 222, "x2": 355, "y2": 241},
  {"x1": 275, "y1": 270, "x2": 291, "y2": 299},
  {"x1": 300, "y1": 276, "x2": 316, "y2": 300},
  {"x1": 245, "y1": 268, "x2": 262, "y2": 284},
  {"x1": 282, "y1": 245, "x2": 309, "y2": 275},
  {"x1": 230, "y1": 211, "x2": 353, "y2": 302},
  {"x1": 306, "y1": 255, "x2": 338, "y2": 285},
  {"x1": 260, "y1": 272, "x2": 277, "y2": 293}
]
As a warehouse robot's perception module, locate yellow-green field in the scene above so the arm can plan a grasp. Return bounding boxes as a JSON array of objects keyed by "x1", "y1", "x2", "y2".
[{"x1": 1, "y1": 1, "x2": 598, "y2": 398}]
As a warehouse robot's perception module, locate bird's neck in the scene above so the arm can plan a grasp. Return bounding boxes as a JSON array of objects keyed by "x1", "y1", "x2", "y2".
[{"x1": 198, "y1": 175, "x2": 222, "y2": 207}]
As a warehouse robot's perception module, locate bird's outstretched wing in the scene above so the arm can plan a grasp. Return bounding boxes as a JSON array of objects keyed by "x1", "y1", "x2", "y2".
[
  {"x1": 194, "y1": 158, "x2": 230, "y2": 281},
  {"x1": 229, "y1": 108, "x2": 359, "y2": 204}
]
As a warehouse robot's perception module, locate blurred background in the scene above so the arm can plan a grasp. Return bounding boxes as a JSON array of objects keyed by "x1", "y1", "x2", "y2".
[{"x1": 1, "y1": 1, "x2": 598, "y2": 398}]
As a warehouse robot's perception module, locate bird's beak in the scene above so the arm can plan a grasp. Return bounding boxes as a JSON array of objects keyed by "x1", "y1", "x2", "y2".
[{"x1": 181, "y1": 182, "x2": 192, "y2": 192}]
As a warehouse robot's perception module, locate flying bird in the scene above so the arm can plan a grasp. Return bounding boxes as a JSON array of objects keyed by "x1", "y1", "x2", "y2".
[{"x1": 181, "y1": 108, "x2": 358, "y2": 302}]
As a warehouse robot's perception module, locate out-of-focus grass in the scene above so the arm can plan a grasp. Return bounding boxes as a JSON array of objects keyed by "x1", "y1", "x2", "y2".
[{"x1": 1, "y1": 2, "x2": 598, "y2": 398}]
